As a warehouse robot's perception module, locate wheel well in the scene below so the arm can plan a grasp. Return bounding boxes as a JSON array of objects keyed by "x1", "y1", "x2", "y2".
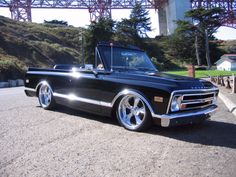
[
  {"x1": 110, "y1": 89, "x2": 154, "y2": 117},
  {"x1": 35, "y1": 80, "x2": 52, "y2": 97},
  {"x1": 36, "y1": 84, "x2": 42, "y2": 97},
  {"x1": 111, "y1": 96, "x2": 123, "y2": 117}
]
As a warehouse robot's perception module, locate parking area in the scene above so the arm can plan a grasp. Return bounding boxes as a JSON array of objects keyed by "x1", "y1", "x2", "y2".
[{"x1": 0, "y1": 87, "x2": 236, "y2": 177}]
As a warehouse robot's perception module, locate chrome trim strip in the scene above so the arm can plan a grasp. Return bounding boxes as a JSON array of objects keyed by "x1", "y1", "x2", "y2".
[
  {"x1": 53, "y1": 92, "x2": 112, "y2": 107},
  {"x1": 181, "y1": 98, "x2": 214, "y2": 104},
  {"x1": 182, "y1": 92, "x2": 215, "y2": 97},
  {"x1": 166, "y1": 88, "x2": 219, "y2": 114},
  {"x1": 161, "y1": 106, "x2": 217, "y2": 119},
  {"x1": 101, "y1": 101, "x2": 112, "y2": 107},
  {"x1": 28, "y1": 71, "x2": 70, "y2": 77},
  {"x1": 179, "y1": 103, "x2": 214, "y2": 111},
  {"x1": 24, "y1": 87, "x2": 36, "y2": 92},
  {"x1": 27, "y1": 71, "x2": 95, "y2": 79}
]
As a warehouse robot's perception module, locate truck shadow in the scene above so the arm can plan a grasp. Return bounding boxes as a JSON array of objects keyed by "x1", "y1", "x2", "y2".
[
  {"x1": 51, "y1": 105, "x2": 119, "y2": 126},
  {"x1": 148, "y1": 120, "x2": 236, "y2": 149},
  {"x1": 50, "y1": 106, "x2": 236, "y2": 149}
]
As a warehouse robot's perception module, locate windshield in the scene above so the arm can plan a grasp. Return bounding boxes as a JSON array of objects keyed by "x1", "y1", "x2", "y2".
[{"x1": 98, "y1": 46, "x2": 157, "y2": 72}]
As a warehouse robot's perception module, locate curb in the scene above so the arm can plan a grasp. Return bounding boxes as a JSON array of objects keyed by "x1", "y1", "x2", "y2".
[{"x1": 219, "y1": 92, "x2": 236, "y2": 117}]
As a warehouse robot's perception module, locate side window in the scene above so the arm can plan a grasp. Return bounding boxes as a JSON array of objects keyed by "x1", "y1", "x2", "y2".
[{"x1": 129, "y1": 55, "x2": 146, "y2": 67}]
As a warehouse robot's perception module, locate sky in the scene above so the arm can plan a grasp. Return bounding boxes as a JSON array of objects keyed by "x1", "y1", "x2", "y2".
[{"x1": 0, "y1": 8, "x2": 236, "y2": 40}]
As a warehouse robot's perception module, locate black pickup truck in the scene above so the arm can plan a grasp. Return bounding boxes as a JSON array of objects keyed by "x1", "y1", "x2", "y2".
[{"x1": 25, "y1": 43, "x2": 218, "y2": 131}]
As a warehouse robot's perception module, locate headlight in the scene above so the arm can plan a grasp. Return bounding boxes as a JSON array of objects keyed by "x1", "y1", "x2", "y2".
[{"x1": 171, "y1": 96, "x2": 181, "y2": 112}]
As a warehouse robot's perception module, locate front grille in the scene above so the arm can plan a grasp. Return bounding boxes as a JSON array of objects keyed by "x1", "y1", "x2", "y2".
[
  {"x1": 173, "y1": 92, "x2": 217, "y2": 112},
  {"x1": 183, "y1": 93, "x2": 215, "y2": 101}
]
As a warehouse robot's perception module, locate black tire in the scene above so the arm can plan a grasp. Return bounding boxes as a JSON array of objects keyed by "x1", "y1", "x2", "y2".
[
  {"x1": 116, "y1": 94, "x2": 153, "y2": 131},
  {"x1": 38, "y1": 82, "x2": 56, "y2": 110}
]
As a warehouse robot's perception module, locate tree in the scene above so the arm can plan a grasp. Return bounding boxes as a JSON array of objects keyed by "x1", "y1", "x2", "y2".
[
  {"x1": 163, "y1": 20, "x2": 196, "y2": 65},
  {"x1": 84, "y1": 17, "x2": 115, "y2": 64},
  {"x1": 129, "y1": 3, "x2": 152, "y2": 37},
  {"x1": 185, "y1": 7, "x2": 225, "y2": 68},
  {"x1": 44, "y1": 20, "x2": 68, "y2": 26},
  {"x1": 168, "y1": 20, "x2": 201, "y2": 65},
  {"x1": 115, "y1": 19, "x2": 137, "y2": 45},
  {"x1": 114, "y1": 3, "x2": 151, "y2": 46}
]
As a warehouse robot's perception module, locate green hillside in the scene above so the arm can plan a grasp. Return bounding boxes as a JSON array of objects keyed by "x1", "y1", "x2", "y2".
[{"x1": 0, "y1": 16, "x2": 84, "y2": 81}]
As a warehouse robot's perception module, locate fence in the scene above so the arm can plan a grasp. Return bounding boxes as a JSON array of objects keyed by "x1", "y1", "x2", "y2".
[{"x1": 210, "y1": 74, "x2": 236, "y2": 94}]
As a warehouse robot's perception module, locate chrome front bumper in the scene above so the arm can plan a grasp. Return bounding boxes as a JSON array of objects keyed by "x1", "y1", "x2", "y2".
[{"x1": 152, "y1": 105, "x2": 218, "y2": 127}]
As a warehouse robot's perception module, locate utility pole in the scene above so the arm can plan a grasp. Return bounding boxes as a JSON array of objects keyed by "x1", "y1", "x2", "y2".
[
  {"x1": 195, "y1": 35, "x2": 201, "y2": 66},
  {"x1": 205, "y1": 29, "x2": 211, "y2": 69},
  {"x1": 82, "y1": 34, "x2": 84, "y2": 66},
  {"x1": 79, "y1": 30, "x2": 85, "y2": 66}
]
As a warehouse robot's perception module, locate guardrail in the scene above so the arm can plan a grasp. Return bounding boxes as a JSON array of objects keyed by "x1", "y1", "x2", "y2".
[
  {"x1": 0, "y1": 79, "x2": 24, "y2": 88},
  {"x1": 210, "y1": 74, "x2": 236, "y2": 94}
]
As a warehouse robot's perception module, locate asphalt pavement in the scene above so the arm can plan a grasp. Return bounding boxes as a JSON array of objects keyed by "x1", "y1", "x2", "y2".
[{"x1": 0, "y1": 87, "x2": 236, "y2": 177}]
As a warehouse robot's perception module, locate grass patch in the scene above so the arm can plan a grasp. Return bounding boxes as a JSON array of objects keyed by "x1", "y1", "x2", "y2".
[{"x1": 165, "y1": 70, "x2": 236, "y2": 78}]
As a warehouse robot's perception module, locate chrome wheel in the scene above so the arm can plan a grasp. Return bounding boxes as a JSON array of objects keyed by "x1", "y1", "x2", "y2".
[
  {"x1": 118, "y1": 95, "x2": 147, "y2": 130},
  {"x1": 38, "y1": 83, "x2": 52, "y2": 108}
]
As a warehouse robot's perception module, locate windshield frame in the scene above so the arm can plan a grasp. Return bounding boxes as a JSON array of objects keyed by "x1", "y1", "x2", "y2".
[{"x1": 97, "y1": 45, "x2": 158, "y2": 72}]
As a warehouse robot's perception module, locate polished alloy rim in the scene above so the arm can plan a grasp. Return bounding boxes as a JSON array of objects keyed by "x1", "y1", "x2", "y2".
[
  {"x1": 39, "y1": 84, "x2": 52, "y2": 108},
  {"x1": 118, "y1": 95, "x2": 146, "y2": 129}
]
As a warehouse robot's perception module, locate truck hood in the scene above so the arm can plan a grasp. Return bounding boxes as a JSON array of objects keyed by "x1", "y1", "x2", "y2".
[{"x1": 111, "y1": 71, "x2": 216, "y2": 92}]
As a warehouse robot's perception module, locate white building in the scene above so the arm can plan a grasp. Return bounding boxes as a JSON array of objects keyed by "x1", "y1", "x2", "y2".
[{"x1": 216, "y1": 54, "x2": 236, "y2": 71}]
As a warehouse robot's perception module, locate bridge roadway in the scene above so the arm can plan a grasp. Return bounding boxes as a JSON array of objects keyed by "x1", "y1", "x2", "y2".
[{"x1": 0, "y1": 87, "x2": 236, "y2": 177}]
